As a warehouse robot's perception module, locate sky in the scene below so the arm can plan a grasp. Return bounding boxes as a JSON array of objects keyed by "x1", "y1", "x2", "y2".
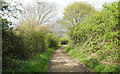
[
  {"x1": 4, "y1": 0, "x2": 118, "y2": 24},
  {"x1": 7, "y1": 0, "x2": 117, "y2": 17},
  {"x1": 36, "y1": 0, "x2": 118, "y2": 17}
]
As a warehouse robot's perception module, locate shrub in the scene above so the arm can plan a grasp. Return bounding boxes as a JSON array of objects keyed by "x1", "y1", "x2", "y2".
[
  {"x1": 64, "y1": 46, "x2": 73, "y2": 52},
  {"x1": 48, "y1": 34, "x2": 59, "y2": 48},
  {"x1": 60, "y1": 37, "x2": 68, "y2": 45},
  {"x1": 2, "y1": 18, "x2": 59, "y2": 72}
]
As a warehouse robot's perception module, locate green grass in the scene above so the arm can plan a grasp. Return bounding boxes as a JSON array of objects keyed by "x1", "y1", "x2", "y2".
[
  {"x1": 64, "y1": 46, "x2": 120, "y2": 73},
  {"x1": 15, "y1": 46, "x2": 61, "y2": 72},
  {"x1": 59, "y1": 45, "x2": 67, "y2": 47}
]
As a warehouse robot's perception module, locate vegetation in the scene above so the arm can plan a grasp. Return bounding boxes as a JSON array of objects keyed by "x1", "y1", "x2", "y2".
[
  {"x1": 60, "y1": 37, "x2": 68, "y2": 45},
  {"x1": 1, "y1": 0, "x2": 120, "y2": 73},
  {"x1": 2, "y1": 46, "x2": 60, "y2": 72},
  {"x1": 64, "y1": 1, "x2": 120, "y2": 73},
  {"x1": 1, "y1": 0, "x2": 59, "y2": 72}
]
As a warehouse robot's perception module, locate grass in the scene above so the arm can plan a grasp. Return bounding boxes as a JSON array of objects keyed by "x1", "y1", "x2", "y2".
[
  {"x1": 59, "y1": 44, "x2": 67, "y2": 47},
  {"x1": 12, "y1": 46, "x2": 61, "y2": 72},
  {"x1": 64, "y1": 46, "x2": 120, "y2": 73}
]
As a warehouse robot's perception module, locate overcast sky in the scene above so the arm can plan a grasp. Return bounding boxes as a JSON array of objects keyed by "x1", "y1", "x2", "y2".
[
  {"x1": 5, "y1": 0, "x2": 118, "y2": 24},
  {"x1": 21, "y1": 0, "x2": 117, "y2": 17},
  {"x1": 8, "y1": 0, "x2": 117, "y2": 17},
  {"x1": 40, "y1": 0, "x2": 118, "y2": 17}
]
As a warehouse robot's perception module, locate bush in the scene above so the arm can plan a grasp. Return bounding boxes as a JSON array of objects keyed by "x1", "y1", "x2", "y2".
[
  {"x1": 83, "y1": 58, "x2": 100, "y2": 68},
  {"x1": 60, "y1": 37, "x2": 68, "y2": 45},
  {"x1": 48, "y1": 34, "x2": 59, "y2": 48},
  {"x1": 63, "y1": 1, "x2": 119, "y2": 72},
  {"x1": 2, "y1": 18, "x2": 59, "y2": 72},
  {"x1": 94, "y1": 64, "x2": 105, "y2": 72},
  {"x1": 64, "y1": 46, "x2": 73, "y2": 52}
]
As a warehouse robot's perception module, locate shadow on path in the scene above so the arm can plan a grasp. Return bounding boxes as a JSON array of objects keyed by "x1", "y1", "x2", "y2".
[{"x1": 47, "y1": 46, "x2": 90, "y2": 72}]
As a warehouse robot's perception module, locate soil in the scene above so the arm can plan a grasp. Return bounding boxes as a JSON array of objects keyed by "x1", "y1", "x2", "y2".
[{"x1": 47, "y1": 46, "x2": 90, "y2": 72}]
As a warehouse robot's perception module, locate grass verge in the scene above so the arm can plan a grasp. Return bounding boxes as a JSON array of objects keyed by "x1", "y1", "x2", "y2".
[
  {"x1": 16, "y1": 46, "x2": 61, "y2": 72},
  {"x1": 64, "y1": 46, "x2": 120, "y2": 73},
  {"x1": 2, "y1": 46, "x2": 61, "y2": 73}
]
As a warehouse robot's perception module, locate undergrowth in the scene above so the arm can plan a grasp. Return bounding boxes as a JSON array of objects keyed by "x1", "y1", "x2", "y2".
[
  {"x1": 64, "y1": 46, "x2": 120, "y2": 73},
  {"x1": 3, "y1": 46, "x2": 61, "y2": 72}
]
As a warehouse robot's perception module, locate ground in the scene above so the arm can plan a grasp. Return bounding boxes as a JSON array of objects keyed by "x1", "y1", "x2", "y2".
[{"x1": 47, "y1": 46, "x2": 90, "y2": 72}]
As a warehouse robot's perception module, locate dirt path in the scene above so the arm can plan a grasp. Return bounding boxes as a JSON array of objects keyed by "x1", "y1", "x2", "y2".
[{"x1": 47, "y1": 46, "x2": 90, "y2": 72}]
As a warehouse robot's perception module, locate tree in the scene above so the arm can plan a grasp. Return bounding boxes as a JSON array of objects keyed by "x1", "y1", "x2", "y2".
[
  {"x1": 49, "y1": 19, "x2": 67, "y2": 38},
  {"x1": 63, "y1": 2, "x2": 94, "y2": 28},
  {"x1": 0, "y1": 0, "x2": 22, "y2": 20},
  {"x1": 21, "y1": 1, "x2": 56, "y2": 25}
]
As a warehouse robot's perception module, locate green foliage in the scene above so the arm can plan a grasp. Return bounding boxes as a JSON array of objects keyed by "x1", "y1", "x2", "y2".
[
  {"x1": 94, "y1": 64, "x2": 105, "y2": 72},
  {"x1": 63, "y1": 1, "x2": 120, "y2": 73},
  {"x1": 2, "y1": 18, "x2": 59, "y2": 71},
  {"x1": 103, "y1": 65, "x2": 120, "y2": 73},
  {"x1": 86, "y1": 58, "x2": 100, "y2": 68},
  {"x1": 63, "y1": 2, "x2": 94, "y2": 27},
  {"x1": 64, "y1": 46, "x2": 73, "y2": 52},
  {"x1": 2, "y1": 19, "x2": 30, "y2": 60},
  {"x1": 48, "y1": 34, "x2": 59, "y2": 48},
  {"x1": 2, "y1": 4, "x2": 59, "y2": 72},
  {"x1": 65, "y1": 46, "x2": 120, "y2": 73},
  {"x1": 16, "y1": 19, "x2": 59, "y2": 52},
  {"x1": 2, "y1": 57, "x2": 23, "y2": 72},
  {"x1": 60, "y1": 37, "x2": 68, "y2": 45},
  {"x1": 3, "y1": 47, "x2": 60, "y2": 72},
  {"x1": 17, "y1": 48, "x2": 55, "y2": 72}
]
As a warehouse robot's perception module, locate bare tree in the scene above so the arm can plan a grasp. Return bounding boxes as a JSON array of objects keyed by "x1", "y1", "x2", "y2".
[
  {"x1": 21, "y1": 0, "x2": 56, "y2": 25},
  {"x1": 49, "y1": 18, "x2": 67, "y2": 38}
]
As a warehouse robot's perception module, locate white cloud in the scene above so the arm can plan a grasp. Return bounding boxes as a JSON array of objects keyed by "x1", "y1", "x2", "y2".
[
  {"x1": 5, "y1": 0, "x2": 117, "y2": 23},
  {"x1": 41, "y1": 0, "x2": 117, "y2": 18},
  {"x1": 9, "y1": 0, "x2": 117, "y2": 17}
]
